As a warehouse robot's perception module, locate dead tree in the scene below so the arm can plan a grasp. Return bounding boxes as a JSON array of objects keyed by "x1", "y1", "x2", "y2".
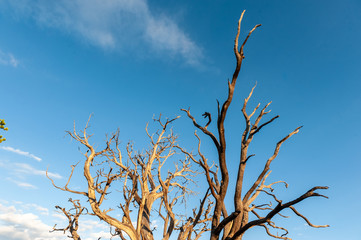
[
  {"x1": 48, "y1": 11, "x2": 328, "y2": 240},
  {"x1": 181, "y1": 11, "x2": 329, "y2": 240},
  {"x1": 50, "y1": 198, "x2": 86, "y2": 240},
  {"x1": 47, "y1": 116, "x2": 212, "y2": 240}
]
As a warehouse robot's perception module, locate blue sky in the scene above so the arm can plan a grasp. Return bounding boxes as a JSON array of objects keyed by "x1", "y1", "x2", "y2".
[{"x1": 0, "y1": 0, "x2": 360, "y2": 239}]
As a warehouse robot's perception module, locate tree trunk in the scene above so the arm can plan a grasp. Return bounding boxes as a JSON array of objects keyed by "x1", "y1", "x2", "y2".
[
  {"x1": 140, "y1": 202, "x2": 154, "y2": 240},
  {"x1": 227, "y1": 211, "x2": 248, "y2": 240}
]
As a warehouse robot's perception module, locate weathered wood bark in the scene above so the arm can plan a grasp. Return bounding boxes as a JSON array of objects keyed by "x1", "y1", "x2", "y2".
[
  {"x1": 48, "y1": 116, "x2": 212, "y2": 240},
  {"x1": 183, "y1": 10, "x2": 329, "y2": 240},
  {"x1": 48, "y1": 10, "x2": 328, "y2": 240},
  {"x1": 51, "y1": 199, "x2": 84, "y2": 240}
]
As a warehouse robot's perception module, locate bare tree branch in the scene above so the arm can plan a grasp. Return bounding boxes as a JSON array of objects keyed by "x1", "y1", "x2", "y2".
[
  {"x1": 49, "y1": 11, "x2": 328, "y2": 240},
  {"x1": 230, "y1": 186, "x2": 329, "y2": 239},
  {"x1": 51, "y1": 199, "x2": 86, "y2": 240}
]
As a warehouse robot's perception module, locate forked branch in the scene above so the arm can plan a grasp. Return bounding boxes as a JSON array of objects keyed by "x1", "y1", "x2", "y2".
[
  {"x1": 231, "y1": 186, "x2": 329, "y2": 239},
  {"x1": 51, "y1": 198, "x2": 86, "y2": 240}
]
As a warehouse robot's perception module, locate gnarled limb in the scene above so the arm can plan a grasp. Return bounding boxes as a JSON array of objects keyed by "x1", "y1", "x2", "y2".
[
  {"x1": 229, "y1": 186, "x2": 329, "y2": 239},
  {"x1": 51, "y1": 198, "x2": 86, "y2": 240},
  {"x1": 183, "y1": 11, "x2": 328, "y2": 240},
  {"x1": 50, "y1": 115, "x2": 211, "y2": 240},
  {"x1": 176, "y1": 188, "x2": 213, "y2": 240}
]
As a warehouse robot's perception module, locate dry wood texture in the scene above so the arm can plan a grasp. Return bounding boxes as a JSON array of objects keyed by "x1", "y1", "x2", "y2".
[
  {"x1": 181, "y1": 10, "x2": 328, "y2": 240},
  {"x1": 48, "y1": 11, "x2": 328, "y2": 240},
  {"x1": 48, "y1": 116, "x2": 212, "y2": 240}
]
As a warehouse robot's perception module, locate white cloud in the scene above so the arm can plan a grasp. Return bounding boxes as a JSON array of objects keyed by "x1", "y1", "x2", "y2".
[
  {"x1": 0, "y1": 203, "x2": 65, "y2": 240},
  {"x1": 1, "y1": 0, "x2": 202, "y2": 65},
  {"x1": 76, "y1": 218, "x2": 113, "y2": 240},
  {"x1": 0, "y1": 201, "x2": 116, "y2": 240},
  {"x1": 78, "y1": 219, "x2": 103, "y2": 231},
  {"x1": 7, "y1": 201, "x2": 49, "y2": 215},
  {"x1": 0, "y1": 159, "x2": 62, "y2": 190},
  {"x1": 16, "y1": 181, "x2": 36, "y2": 189},
  {"x1": 51, "y1": 212, "x2": 67, "y2": 221},
  {"x1": 85, "y1": 230, "x2": 113, "y2": 240},
  {"x1": 1, "y1": 146, "x2": 42, "y2": 161},
  {"x1": 23, "y1": 203, "x2": 49, "y2": 216},
  {"x1": 0, "y1": 200, "x2": 9, "y2": 205},
  {"x1": 0, "y1": 51, "x2": 18, "y2": 67},
  {"x1": 6, "y1": 178, "x2": 37, "y2": 189},
  {"x1": 145, "y1": 16, "x2": 202, "y2": 66},
  {"x1": 14, "y1": 163, "x2": 62, "y2": 179}
]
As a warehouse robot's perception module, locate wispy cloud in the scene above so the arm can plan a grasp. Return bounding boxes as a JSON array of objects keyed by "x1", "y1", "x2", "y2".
[
  {"x1": 14, "y1": 163, "x2": 62, "y2": 179},
  {"x1": 0, "y1": 160, "x2": 62, "y2": 190},
  {"x1": 15, "y1": 181, "x2": 37, "y2": 189},
  {"x1": 0, "y1": 50, "x2": 18, "y2": 67},
  {"x1": 2, "y1": 0, "x2": 202, "y2": 66},
  {"x1": 6, "y1": 178, "x2": 37, "y2": 189},
  {"x1": 0, "y1": 146, "x2": 42, "y2": 161}
]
